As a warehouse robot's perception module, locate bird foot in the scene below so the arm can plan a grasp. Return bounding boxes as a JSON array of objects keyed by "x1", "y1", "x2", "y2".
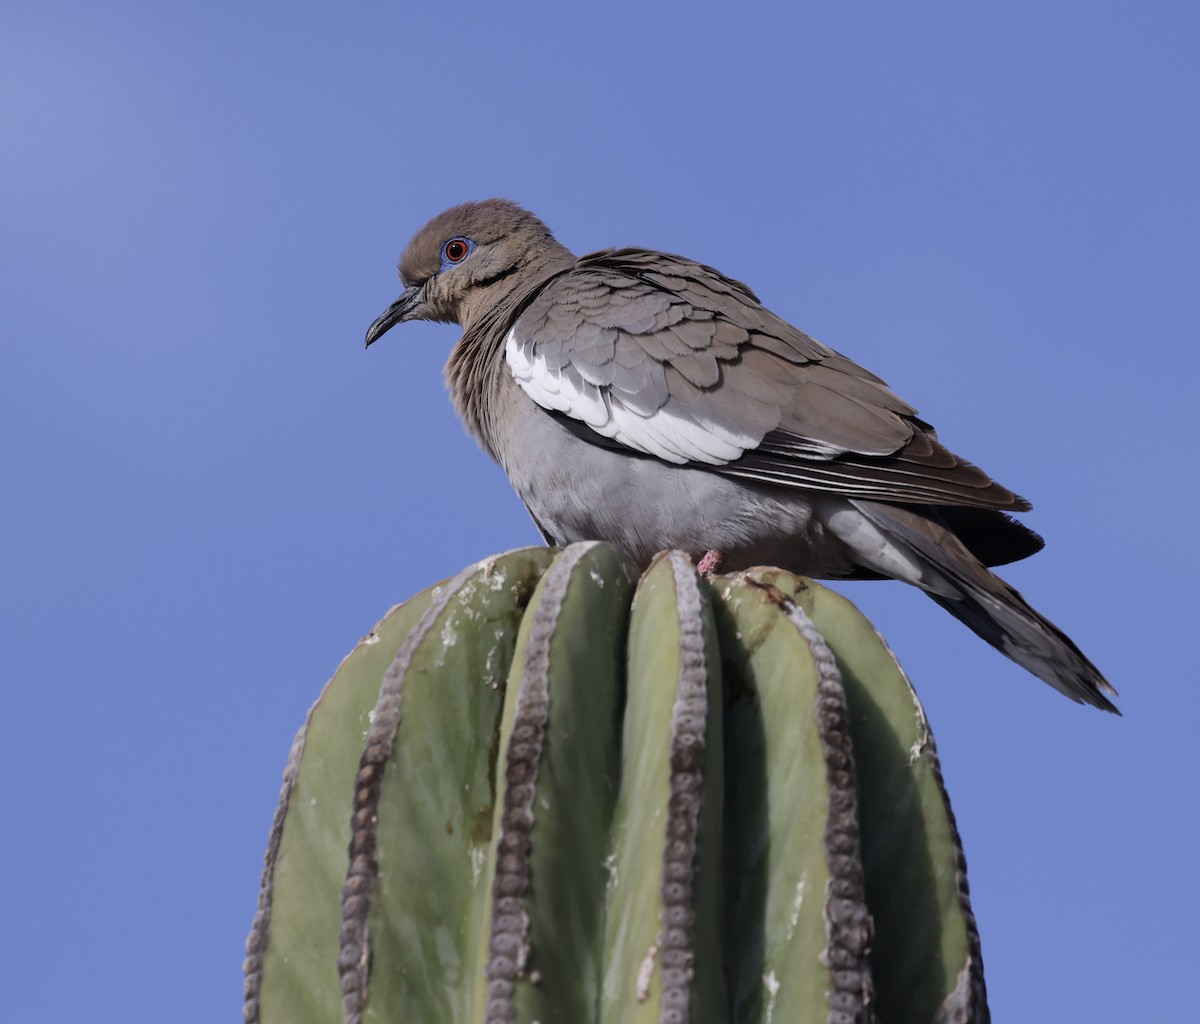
[{"x1": 695, "y1": 549, "x2": 726, "y2": 576}]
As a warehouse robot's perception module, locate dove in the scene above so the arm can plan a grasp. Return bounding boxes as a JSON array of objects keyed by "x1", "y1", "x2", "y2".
[{"x1": 366, "y1": 199, "x2": 1117, "y2": 712}]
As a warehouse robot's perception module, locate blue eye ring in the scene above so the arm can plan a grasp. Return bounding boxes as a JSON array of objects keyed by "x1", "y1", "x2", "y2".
[{"x1": 441, "y1": 237, "x2": 475, "y2": 268}]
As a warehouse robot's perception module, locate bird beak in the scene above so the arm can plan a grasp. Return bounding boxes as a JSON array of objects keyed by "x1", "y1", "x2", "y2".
[{"x1": 364, "y1": 285, "x2": 423, "y2": 347}]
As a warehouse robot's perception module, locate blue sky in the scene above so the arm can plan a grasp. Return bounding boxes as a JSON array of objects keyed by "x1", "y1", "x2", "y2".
[{"x1": 3, "y1": 3, "x2": 1197, "y2": 1020}]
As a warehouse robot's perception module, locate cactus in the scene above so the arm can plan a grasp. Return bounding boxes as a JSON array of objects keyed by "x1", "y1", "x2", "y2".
[{"x1": 245, "y1": 543, "x2": 987, "y2": 1023}]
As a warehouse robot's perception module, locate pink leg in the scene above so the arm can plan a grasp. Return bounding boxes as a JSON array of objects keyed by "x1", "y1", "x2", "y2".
[{"x1": 695, "y1": 549, "x2": 726, "y2": 576}]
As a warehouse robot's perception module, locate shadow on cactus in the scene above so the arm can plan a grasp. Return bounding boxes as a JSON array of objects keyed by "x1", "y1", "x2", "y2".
[{"x1": 245, "y1": 543, "x2": 988, "y2": 1023}]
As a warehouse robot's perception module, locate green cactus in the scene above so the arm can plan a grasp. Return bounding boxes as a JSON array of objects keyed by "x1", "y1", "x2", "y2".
[{"x1": 245, "y1": 543, "x2": 987, "y2": 1023}]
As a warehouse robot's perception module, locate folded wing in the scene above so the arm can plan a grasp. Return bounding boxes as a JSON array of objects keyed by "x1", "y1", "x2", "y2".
[{"x1": 506, "y1": 248, "x2": 1028, "y2": 512}]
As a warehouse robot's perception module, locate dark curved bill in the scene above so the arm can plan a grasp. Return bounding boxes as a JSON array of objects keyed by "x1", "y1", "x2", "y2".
[{"x1": 365, "y1": 285, "x2": 423, "y2": 347}]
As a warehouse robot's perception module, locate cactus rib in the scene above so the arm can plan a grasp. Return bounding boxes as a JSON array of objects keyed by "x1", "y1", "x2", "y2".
[
  {"x1": 774, "y1": 586, "x2": 873, "y2": 1023},
  {"x1": 659, "y1": 550, "x2": 714, "y2": 1023},
  {"x1": 484, "y1": 542, "x2": 597, "y2": 1020},
  {"x1": 338, "y1": 562, "x2": 484, "y2": 1020},
  {"x1": 243, "y1": 720, "x2": 309, "y2": 1024}
]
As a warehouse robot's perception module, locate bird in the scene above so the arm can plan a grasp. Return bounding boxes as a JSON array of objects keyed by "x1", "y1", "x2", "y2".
[{"x1": 365, "y1": 199, "x2": 1117, "y2": 713}]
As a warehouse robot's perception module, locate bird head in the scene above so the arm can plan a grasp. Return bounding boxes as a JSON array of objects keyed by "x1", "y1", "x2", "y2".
[{"x1": 365, "y1": 199, "x2": 575, "y2": 345}]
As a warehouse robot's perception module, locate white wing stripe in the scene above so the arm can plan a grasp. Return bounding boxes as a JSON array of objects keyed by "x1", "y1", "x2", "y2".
[{"x1": 506, "y1": 327, "x2": 758, "y2": 466}]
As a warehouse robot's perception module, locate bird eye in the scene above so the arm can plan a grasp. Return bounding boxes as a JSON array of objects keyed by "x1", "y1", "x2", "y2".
[{"x1": 443, "y1": 238, "x2": 471, "y2": 264}]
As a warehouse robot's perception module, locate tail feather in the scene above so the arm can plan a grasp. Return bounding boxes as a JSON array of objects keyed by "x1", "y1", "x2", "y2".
[{"x1": 846, "y1": 500, "x2": 1119, "y2": 713}]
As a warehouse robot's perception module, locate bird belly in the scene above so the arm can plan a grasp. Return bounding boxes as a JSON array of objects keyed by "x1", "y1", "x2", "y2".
[{"x1": 491, "y1": 384, "x2": 857, "y2": 574}]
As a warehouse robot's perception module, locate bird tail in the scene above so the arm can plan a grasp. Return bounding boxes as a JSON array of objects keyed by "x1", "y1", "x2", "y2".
[{"x1": 845, "y1": 499, "x2": 1119, "y2": 713}]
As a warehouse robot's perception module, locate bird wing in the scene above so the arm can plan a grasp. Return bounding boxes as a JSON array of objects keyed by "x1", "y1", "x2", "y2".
[{"x1": 506, "y1": 248, "x2": 1027, "y2": 511}]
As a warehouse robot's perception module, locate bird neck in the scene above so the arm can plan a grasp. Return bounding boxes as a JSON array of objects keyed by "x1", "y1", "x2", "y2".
[{"x1": 445, "y1": 251, "x2": 574, "y2": 459}]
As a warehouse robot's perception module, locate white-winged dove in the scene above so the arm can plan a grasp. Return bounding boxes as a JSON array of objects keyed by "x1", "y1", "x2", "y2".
[{"x1": 366, "y1": 200, "x2": 1117, "y2": 712}]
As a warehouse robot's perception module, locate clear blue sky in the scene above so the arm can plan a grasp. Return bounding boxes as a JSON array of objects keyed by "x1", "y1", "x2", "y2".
[{"x1": 3, "y1": 3, "x2": 1196, "y2": 1021}]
